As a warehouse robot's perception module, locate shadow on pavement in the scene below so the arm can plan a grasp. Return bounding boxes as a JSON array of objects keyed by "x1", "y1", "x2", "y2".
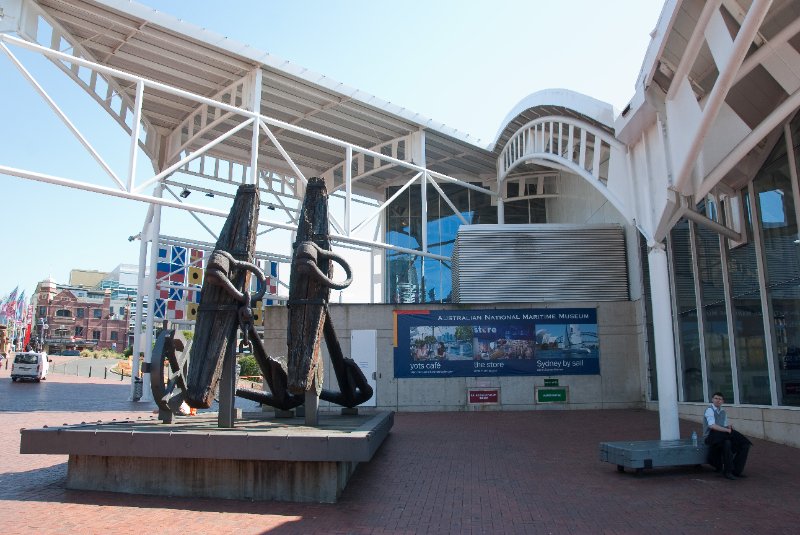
[{"x1": 1, "y1": 379, "x2": 149, "y2": 413}]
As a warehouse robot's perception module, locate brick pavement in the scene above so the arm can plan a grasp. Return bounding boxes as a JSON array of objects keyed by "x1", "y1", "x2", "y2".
[{"x1": 1, "y1": 364, "x2": 799, "y2": 534}]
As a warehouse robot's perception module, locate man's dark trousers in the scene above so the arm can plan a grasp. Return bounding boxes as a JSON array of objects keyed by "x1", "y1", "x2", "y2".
[{"x1": 706, "y1": 430, "x2": 752, "y2": 476}]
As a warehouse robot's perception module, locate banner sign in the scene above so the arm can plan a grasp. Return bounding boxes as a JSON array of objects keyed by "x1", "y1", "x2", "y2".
[{"x1": 394, "y1": 308, "x2": 599, "y2": 378}]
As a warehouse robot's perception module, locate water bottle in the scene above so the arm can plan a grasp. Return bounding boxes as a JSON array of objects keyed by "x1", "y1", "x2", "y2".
[{"x1": 691, "y1": 430, "x2": 698, "y2": 447}]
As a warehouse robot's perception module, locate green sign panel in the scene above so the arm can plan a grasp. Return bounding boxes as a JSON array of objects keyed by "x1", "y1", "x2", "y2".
[
  {"x1": 537, "y1": 387, "x2": 567, "y2": 403},
  {"x1": 544, "y1": 379, "x2": 559, "y2": 387}
]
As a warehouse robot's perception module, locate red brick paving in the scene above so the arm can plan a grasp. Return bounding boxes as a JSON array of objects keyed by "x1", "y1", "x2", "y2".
[{"x1": 1, "y1": 364, "x2": 799, "y2": 534}]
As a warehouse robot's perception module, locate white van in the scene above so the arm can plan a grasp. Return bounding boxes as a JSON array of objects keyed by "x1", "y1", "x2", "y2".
[{"x1": 11, "y1": 352, "x2": 50, "y2": 382}]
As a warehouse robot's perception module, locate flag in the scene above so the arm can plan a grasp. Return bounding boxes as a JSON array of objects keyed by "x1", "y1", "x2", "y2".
[
  {"x1": 166, "y1": 299, "x2": 184, "y2": 320},
  {"x1": 265, "y1": 260, "x2": 279, "y2": 305},
  {"x1": 251, "y1": 260, "x2": 280, "y2": 304},
  {"x1": 188, "y1": 266, "x2": 203, "y2": 285},
  {"x1": 252, "y1": 300, "x2": 263, "y2": 326},
  {"x1": 156, "y1": 247, "x2": 171, "y2": 281},
  {"x1": 168, "y1": 287, "x2": 183, "y2": 301},
  {"x1": 171, "y1": 246, "x2": 187, "y2": 268},
  {"x1": 154, "y1": 298, "x2": 166, "y2": 319},
  {"x1": 3, "y1": 286, "x2": 18, "y2": 318},
  {"x1": 23, "y1": 323, "x2": 31, "y2": 349},
  {"x1": 15, "y1": 291, "x2": 26, "y2": 321}
]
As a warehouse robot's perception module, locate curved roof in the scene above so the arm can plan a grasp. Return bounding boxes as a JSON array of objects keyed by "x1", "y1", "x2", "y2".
[{"x1": 489, "y1": 89, "x2": 616, "y2": 153}]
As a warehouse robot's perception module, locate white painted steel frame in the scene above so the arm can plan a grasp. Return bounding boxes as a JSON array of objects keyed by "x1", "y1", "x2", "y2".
[
  {"x1": 0, "y1": 32, "x2": 476, "y2": 261},
  {"x1": 667, "y1": 0, "x2": 772, "y2": 196},
  {"x1": 497, "y1": 116, "x2": 630, "y2": 224},
  {"x1": 0, "y1": 29, "x2": 484, "y2": 393},
  {"x1": 688, "y1": 219, "x2": 711, "y2": 406}
]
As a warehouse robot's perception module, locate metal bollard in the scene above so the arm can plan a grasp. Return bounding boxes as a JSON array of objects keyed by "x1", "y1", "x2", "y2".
[
  {"x1": 104, "y1": 368, "x2": 108, "y2": 380},
  {"x1": 89, "y1": 366, "x2": 92, "y2": 378}
]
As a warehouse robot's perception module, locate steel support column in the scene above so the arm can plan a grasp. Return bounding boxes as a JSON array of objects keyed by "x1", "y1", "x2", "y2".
[
  {"x1": 648, "y1": 242, "x2": 680, "y2": 440},
  {"x1": 140, "y1": 185, "x2": 164, "y2": 403}
]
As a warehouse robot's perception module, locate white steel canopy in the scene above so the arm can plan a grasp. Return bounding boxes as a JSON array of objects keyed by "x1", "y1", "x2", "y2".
[{"x1": 0, "y1": 0, "x2": 497, "y2": 192}]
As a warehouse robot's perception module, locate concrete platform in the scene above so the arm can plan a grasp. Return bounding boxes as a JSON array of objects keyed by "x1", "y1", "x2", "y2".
[{"x1": 20, "y1": 410, "x2": 394, "y2": 503}]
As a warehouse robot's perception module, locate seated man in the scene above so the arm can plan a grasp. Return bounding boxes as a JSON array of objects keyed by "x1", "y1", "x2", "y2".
[{"x1": 702, "y1": 392, "x2": 752, "y2": 480}]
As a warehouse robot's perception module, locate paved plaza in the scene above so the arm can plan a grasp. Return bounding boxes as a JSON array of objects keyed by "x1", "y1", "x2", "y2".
[{"x1": 1, "y1": 363, "x2": 799, "y2": 534}]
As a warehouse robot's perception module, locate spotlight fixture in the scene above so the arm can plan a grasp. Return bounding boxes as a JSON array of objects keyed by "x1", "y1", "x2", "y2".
[
  {"x1": 205, "y1": 192, "x2": 215, "y2": 198},
  {"x1": 267, "y1": 204, "x2": 275, "y2": 211},
  {"x1": 180, "y1": 189, "x2": 191, "y2": 198}
]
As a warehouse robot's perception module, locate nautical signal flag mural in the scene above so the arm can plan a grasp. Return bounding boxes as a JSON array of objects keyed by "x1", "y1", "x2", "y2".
[
  {"x1": 154, "y1": 245, "x2": 204, "y2": 321},
  {"x1": 251, "y1": 259, "x2": 283, "y2": 306},
  {"x1": 153, "y1": 246, "x2": 283, "y2": 322}
]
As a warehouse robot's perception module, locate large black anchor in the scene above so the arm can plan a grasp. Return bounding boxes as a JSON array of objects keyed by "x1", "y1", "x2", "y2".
[
  {"x1": 155, "y1": 180, "x2": 373, "y2": 416},
  {"x1": 239, "y1": 177, "x2": 373, "y2": 410},
  {"x1": 205, "y1": 250, "x2": 304, "y2": 411}
]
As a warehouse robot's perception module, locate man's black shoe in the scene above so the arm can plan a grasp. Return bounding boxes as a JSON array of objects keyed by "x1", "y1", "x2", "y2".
[
  {"x1": 733, "y1": 473, "x2": 746, "y2": 478},
  {"x1": 723, "y1": 473, "x2": 737, "y2": 480}
]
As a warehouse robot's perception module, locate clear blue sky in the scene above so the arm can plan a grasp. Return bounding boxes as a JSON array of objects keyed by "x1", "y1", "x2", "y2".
[{"x1": 0, "y1": 0, "x2": 663, "y2": 302}]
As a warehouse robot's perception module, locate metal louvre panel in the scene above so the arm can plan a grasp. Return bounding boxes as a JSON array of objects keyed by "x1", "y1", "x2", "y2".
[{"x1": 452, "y1": 224, "x2": 629, "y2": 302}]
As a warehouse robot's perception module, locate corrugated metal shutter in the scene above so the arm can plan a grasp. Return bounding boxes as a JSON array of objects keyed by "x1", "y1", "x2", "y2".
[{"x1": 451, "y1": 224, "x2": 629, "y2": 302}]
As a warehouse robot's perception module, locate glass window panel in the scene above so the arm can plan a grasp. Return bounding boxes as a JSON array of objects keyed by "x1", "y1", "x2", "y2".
[
  {"x1": 727, "y1": 192, "x2": 771, "y2": 404},
  {"x1": 670, "y1": 220, "x2": 704, "y2": 401},
  {"x1": 503, "y1": 200, "x2": 531, "y2": 224},
  {"x1": 640, "y1": 235, "x2": 658, "y2": 400},
  {"x1": 695, "y1": 217, "x2": 734, "y2": 400},
  {"x1": 755, "y1": 123, "x2": 800, "y2": 406},
  {"x1": 471, "y1": 185, "x2": 498, "y2": 225},
  {"x1": 531, "y1": 198, "x2": 546, "y2": 223}
]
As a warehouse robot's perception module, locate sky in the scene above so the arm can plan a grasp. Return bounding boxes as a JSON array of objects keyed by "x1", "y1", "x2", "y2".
[{"x1": 0, "y1": 0, "x2": 664, "y2": 303}]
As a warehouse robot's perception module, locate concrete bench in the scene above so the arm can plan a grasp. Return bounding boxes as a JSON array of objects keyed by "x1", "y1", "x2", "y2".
[{"x1": 599, "y1": 439, "x2": 710, "y2": 474}]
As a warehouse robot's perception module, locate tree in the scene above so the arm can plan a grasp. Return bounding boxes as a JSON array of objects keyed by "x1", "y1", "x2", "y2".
[{"x1": 237, "y1": 355, "x2": 260, "y2": 378}]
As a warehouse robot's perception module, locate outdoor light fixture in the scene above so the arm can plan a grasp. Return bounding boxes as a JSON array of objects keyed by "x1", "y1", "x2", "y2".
[
  {"x1": 267, "y1": 204, "x2": 275, "y2": 210},
  {"x1": 205, "y1": 192, "x2": 215, "y2": 198},
  {"x1": 180, "y1": 189, "x2": 191, "y2": 198}
]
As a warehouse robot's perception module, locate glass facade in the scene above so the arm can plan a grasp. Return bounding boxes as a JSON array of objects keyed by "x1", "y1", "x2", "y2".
[
  {"x1": 667, "y1": 112, "x2": 800, "y2": 407},
  {"x1": 380, "y1": 114, "x2": 800, "y2": 410},
  {"x1": 385, "y1": 182, "x2": 503, "y2": 303}
]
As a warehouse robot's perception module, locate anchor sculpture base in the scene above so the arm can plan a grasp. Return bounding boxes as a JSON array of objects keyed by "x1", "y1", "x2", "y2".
[{"x1": 20, "y1": 410, "x2": 394, "y2": 503}]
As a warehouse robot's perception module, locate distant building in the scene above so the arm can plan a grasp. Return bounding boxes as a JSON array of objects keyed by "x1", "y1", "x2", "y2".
[
  {"x1": 68, "y1": 269, "x2": 107, "y2": 289},
  {"x1": 33, "y1": 264, "x2": 143, "y2": 352}
]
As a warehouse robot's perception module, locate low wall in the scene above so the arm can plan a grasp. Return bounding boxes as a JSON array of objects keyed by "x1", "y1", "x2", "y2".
[
  {"x1": 670, "y1": 402, "x2": 800, "y2": 449},
  {"x1": 261, "y1": 301, "x2": 645, "y2": 412}
]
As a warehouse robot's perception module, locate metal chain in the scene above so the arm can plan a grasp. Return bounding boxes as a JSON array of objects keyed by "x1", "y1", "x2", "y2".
[{"x1": 205, "y1": 250, "x2": 266, "y2": 351}]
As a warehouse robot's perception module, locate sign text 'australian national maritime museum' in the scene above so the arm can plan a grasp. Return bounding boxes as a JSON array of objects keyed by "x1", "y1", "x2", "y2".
[{"x1": 394, "y1": 308, "x2": 599, "y2": 378}]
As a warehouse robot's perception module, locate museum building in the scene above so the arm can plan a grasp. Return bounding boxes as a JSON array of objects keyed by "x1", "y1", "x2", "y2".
[{"x1": 1, "y1": 0, "x2": 799, "y2": 446}]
